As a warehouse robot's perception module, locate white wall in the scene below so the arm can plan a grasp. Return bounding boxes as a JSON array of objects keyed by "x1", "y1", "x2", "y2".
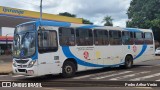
[{"x1": 1, "y1": 27, "x2": 14, "y2": 36}]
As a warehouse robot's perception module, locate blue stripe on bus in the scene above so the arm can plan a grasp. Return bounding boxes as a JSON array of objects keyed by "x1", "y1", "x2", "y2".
[
  {"x1": 31, "y1": 53, "x2": 38, "y2": 60},
  {"x1": 62, "y1": 46, "x2": 124, "y2": 67},
  {"x1": 38, "y1": 20, "x2": 71, "y2": 27},
  {"x1": 133, "y1": 44, "x2": 147, "y2": 60},
  {"x1": 124, "y1": 28, "x2": 142, "y2": 32},
  {"x1": 62, "y1": 44, "x2": 147, "y2": 67}
]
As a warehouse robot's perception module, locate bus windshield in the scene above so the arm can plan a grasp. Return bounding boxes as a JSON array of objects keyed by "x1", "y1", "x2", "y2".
[{"x1": 13, "y1": 24, "x2": 36, "y2": 58}]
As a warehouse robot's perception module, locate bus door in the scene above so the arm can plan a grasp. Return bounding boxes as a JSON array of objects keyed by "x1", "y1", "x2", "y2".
[
  {"x1": 38, "y1": 26, "x2": 61, "y2": 75},
  {"x1": 144, "y1": 32, "x2": 155, "y2": 60},
  {"x1": 107, "y1": 30, "x2": 123, "y2": 66}
]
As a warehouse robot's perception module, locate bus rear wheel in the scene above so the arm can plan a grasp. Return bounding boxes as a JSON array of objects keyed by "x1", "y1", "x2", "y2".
[
  {"x1": 124, "y1": 55, "x2": 133, "y2": 69},
  {"x1": 62, "y1": 61, "x2": 76, "y2": 78}
]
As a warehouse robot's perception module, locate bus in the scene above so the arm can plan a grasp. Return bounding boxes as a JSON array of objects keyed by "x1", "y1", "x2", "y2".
[{"x1": 12, "y1": 20, "x2": 155, "y2": 77}]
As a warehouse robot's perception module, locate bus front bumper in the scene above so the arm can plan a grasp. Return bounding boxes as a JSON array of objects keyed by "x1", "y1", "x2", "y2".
[{"x1": 12, "y1": 65, "x2": 38, "y2": 76}]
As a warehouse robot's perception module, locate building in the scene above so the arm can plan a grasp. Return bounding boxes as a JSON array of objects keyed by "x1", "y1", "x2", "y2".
[{"x1": 0, "y1": 6, "x2": 83, "y2": 55}]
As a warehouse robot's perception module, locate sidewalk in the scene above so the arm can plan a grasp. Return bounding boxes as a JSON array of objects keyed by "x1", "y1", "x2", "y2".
[
  {"x1": 0, "y1": 55, "x2": 12, "y2": 75},
  {"x1": 0, "y1": 62, "x2": 12, "y2": 75},
  {"x1": 0, "y1": 56, "x2": 160, "y2": 75}
]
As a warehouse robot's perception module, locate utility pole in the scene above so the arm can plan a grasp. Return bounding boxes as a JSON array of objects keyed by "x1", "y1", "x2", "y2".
[
  {"x1": 40, "y1": 0, "x2": 42, "y2": 21},
  {"x1": 6, "y1": 34, "x2": 8, "y2": 55}
]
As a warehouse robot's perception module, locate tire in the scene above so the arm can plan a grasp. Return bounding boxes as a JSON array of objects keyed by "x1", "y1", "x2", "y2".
[
  {"x1": 62, "y1": 61, "x2": 76, "y2": 78},
  {"x1": 124, "y1": 55, "x2": 133, "y2": 69}
]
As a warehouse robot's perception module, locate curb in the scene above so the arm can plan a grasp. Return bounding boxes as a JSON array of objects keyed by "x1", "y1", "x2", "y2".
[{"x1": 0, "y1": 71, "x2": 13, "y2": 75}]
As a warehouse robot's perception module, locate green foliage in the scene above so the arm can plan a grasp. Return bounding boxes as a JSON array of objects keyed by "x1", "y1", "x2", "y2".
[
  {"x1": 59, "y1": 12, "x2": 76, "y2": 17},
  {"x1": 102, "y1": 16, "x2": 113, "y2": 26},
  {"x1": 127, "y1": 0, "x2": 160, "y2": 41},
  {"x1": 82, "y1": 19, "x2": 93, "y2": 24},
  {"x1": 59, "y1": 12, "x2": 93, "y2": 24},
  {"x1": 127, "y1": 0, "x2": 160, "y2": 29}
]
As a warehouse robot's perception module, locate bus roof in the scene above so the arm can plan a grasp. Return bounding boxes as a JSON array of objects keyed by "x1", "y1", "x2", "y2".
[{"x1": 16, "y1": 20, "x2": 152, "y2": 33}]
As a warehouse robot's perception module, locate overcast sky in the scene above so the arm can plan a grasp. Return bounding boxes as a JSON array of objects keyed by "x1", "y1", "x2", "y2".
[{"x1": 0, "y1": 0, "x2": 132, "y2": 27}]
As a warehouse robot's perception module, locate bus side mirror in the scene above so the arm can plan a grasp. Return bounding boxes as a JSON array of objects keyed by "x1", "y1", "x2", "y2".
[{"x1": 38, "y1": 26, "x2": 43, "y2": 40}]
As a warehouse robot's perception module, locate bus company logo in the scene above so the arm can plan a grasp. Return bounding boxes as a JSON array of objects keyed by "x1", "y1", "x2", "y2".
[
  {"x1": 3, "y1": 7, "x2": 24, "y2": 15},
  {"x1": 83, "y1": 51, "x2": 89, "y2": 60},
  {"x1": 2, "y1": 82, "x2": 11, "y2": 87},
  {"x1": 133, "y1": 45, "x2": 137, "y2": 52}
]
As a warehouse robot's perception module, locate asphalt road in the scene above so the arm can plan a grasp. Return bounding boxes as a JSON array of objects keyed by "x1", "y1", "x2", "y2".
[{"x1": 0, "y1": 59, "x2": 160, "y2": 90}]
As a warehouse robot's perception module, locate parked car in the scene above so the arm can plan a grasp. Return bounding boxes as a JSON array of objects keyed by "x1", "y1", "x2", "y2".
[{"x1": 155, "y1": 47, "x2": 160, "y2": 55}]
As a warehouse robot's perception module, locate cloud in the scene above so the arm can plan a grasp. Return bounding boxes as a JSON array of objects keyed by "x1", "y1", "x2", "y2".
[{"x1": 0, "y1": 0, "x2": 131, "y2": 27}]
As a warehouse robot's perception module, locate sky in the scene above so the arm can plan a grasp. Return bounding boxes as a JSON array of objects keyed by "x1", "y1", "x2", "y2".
[{"x1": 0, "y1": 0, "x2": 132, "y2": 27}]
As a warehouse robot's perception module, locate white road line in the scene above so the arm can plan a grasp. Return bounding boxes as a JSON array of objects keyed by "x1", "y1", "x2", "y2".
[
  {"x1": 155, "y1": 79, "x2": 160, "y2": 81},
  {"x1": 12, "y1": 75, "x2": 25, "y2": 78},
  {"x1": 139, "y1": 66, "x2": 152, "y2": 68},
  {"x1": 130, "y1": 72, "x2": 160, "y2": 81},
  {"x1": 73, "y1": 71, "x2": 115, "y2": 79},
  {"x1": 109, "y1": 71, "x2": 150, "y2": 80},
  {"x1": 0, "y1": 75, "x2": 8, "y2": 77},
  {"x1": 73, "y1": 75, "x2": 93, "y2": 79},
  {"x1": 91, "y1": 71, "x2": 133, "y2": 80},
  {"x1": 154, "y1": 64, "x2": 160, "y2": 67},
  {"x1": 0, "y1": 80, "x2": 14, "y2": 81}
]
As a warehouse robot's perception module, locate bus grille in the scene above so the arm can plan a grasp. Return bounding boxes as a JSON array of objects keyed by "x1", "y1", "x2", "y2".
[
  {"x1": 18, "y1": 69, "x2": 26, "y2": 72},
  {"x1": 17, "y1": 65, "x2": 28, "y2": 68},
  {"x1": 15, "y1": 60, "x2": 29, "y2": 64}
]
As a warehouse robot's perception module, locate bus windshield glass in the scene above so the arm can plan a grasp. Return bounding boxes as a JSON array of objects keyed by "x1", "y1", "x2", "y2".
[{"x1": 13, "y1": 23, "x2": 36, "y2": 58}]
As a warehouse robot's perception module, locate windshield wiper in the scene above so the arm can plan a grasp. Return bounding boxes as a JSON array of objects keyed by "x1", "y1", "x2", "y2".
[
  {"x1": 21, "y1": 32, "x2": 29, "y2": 44},
  {"x1": 14, "y1": 34, "x2": 20, "y2": 46}
]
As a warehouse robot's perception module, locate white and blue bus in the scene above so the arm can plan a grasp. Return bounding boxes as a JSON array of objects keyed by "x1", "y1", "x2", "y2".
[{"x1": 12, "y1": 20, "x2": 155, "y2": 77}]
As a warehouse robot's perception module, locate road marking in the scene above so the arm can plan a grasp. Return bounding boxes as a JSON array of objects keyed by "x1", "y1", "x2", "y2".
[
  {"x1": 73, "y1": 71, "x2": 115, "y2": 79},
  {"x1": 130, "y1": 72, "x2": 160, "y2": 81},
  {"x1": 0, "y1": 80, "x2": 14, "y2": 81},
  {"x1": 12, "y1": 75, "x2": 25, "y2": 77},
  {"x1": 73, "y1": 75, "x2": 93, "y2": 79},
  {"x1": 155, "y1": 79, "x2": 160, "y2": 81},
  {"x1": 0, "y1": 75, "x2": 8, "y2": 77},
  {"x1": 134, "y1": 87, "x2": 153, "y2": 89},
  {"x1": 154, "y1": 64, "x2": 160, "y2": 67},
  {"x1": 139, "y1": 66, "x2": 152, "y2": 68},
  {"x1": 44, "y1": 88, "x2": 64, "y2": 90},
  {"x1": 109, "y1": 71, "x2": 150, "y2": 80},
  {"x1": 91, "y1": 71, "x2": 133, "y2": 80}
]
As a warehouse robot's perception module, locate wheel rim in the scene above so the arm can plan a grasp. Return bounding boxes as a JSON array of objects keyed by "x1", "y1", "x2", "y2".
[
  {"x1": 126, "y1": 57, "x2": 132, "y2": 67},
  {"x1": 65, "y1": 65, "x2": 73, "y2": 74}
]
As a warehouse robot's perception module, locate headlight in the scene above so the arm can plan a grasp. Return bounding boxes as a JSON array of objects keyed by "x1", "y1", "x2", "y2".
[
  {"x1": 28, "y1": 60, "x2": 36, "y2": 68},
  {"x1": 13, "y1": 61, "x2": 17, "y2": 67}
]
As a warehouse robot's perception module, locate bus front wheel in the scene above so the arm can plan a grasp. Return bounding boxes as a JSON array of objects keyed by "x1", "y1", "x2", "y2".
[
  {"x1": 124, "y1": 55, "x2": 133, "y2": 69},
  {"x1": 62, "y1": 61, "x2": 76, "y2": 78}
]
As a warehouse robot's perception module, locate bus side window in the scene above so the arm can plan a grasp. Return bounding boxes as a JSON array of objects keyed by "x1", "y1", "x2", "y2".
[
  {"x1": 59, "y1": 27, "x2": 75, "y2": 46},
  {"x1": 144, "y1": 32, "x2": 153, "y2": 44},
  {"x1": 122, "y1": 31, "x2": 134, "y2": 45},
  {"x1": 94, "y1": 29, "x2": 109, "y2": 45},
  {"x1": 76, "y1": 28, "x2": 93, "y2": 46},
  {"x1": 38, "y1": 29, "x2": 58, "y2": 53},
  {"x1": 135, "y1": 32, "x2": 144, "y2": 45},
  {"x1": 109, "y1": 30, "x2": 122, "y2": 45}
]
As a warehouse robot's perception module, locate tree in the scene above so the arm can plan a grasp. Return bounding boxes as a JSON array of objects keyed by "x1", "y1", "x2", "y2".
[
  {"x1": 82, "y1": 19, "x2": 93, "y2": 24},
  {"x1": 59, "y1": 12, "x2": 76, "y2": 17},
  {"x1": 127, "y1": 0, "x2": 160, "y2": 42},
  {"x1": 102, "y1": 16, "x2": 113, "y2": 26}
]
